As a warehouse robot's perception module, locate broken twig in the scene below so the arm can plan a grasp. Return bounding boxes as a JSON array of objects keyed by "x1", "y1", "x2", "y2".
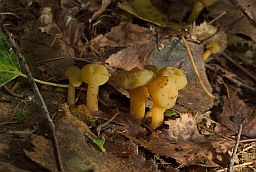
[
  {"x1": 228, "y1": 124, "x2": 243, "y2": 172},
  {"x1": 0, "y1": 22, "x2": 64, "y2": 172}
]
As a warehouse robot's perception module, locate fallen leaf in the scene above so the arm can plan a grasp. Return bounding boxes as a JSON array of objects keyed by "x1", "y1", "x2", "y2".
[
  {"x1": 208, "y1": 0, "x2": 256, "y2": 41},
  {"x1": 215, "y1": 89, "x2": 256, "y2": 138},
  {"x1": 91, "y1": 22, "x2": 155, "y2": 49},
  {"x1": 117, "y1": 0, "x2": 180, "y2": 27},
  {"x1": 123, "y1": 113, "x2": 232, "y2": 167},
  {"x1": 25, "y1": 104, "x2": 157, "y2": 171},
  {"x1": 164, "y1": 113, "x2": 200, "y2": 140},
  {"x1": 148, "y1": 38, "x2": 214, "y2": 113}
]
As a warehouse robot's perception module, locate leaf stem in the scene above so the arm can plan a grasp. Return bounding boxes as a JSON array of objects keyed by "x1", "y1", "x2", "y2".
[
  {"x1": 181, "y1": 35, "x2": 215, "y2": 99},
  {"x1": 18, "y1": 72, "x2": 68, "y2": 88}
]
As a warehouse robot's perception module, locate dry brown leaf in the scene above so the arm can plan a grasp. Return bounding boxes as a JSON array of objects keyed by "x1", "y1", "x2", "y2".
[
  {"x1": 91, "y1": 22, "x2": 155, "y2": 50},
  {"x1": 208, "y1": 0, "x2": 256, "y2": 41},
  {"x1": 123, "y1": 113, "x2": 232, "y2": 167},
  {"x1": 164, "y1": 113, "x2": 201, "y2": 140},
  {"x1": 148, "y1": 39, "x2": 214, "y2": 113},
  {"x1": 25, "y1": 104, "x2": 156, "y2": 171},
  {"x1": 215, "y1": 89, "x2": 256, "y2": 138}
]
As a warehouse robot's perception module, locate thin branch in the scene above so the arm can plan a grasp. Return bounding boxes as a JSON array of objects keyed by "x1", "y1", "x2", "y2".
[
  {"x1": 205, "y1": 64, "x2": 256, "y2": 93},
  {"x1": 97, "y1": 111, "x2": 119, "y2": 136},
  {"x1": 228, "y1": 124, "x2": 243, "y2": 172},
  {"x1": 221, "y1": 52, "x2": 256, "y2": 83},
  {"x1": 0, "y1": 23, "x2": 64, "y2": 172},
  {"x1": 228, "y1": 0, "x2": 256, "y2": 28}
]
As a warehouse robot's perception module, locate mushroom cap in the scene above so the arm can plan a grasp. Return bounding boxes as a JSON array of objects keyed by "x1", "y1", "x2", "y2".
[
  {"x1": 81, "y1": 64, "x2": 110, "y2": 86},
  {"x1": 206, "y1": 40, "x2": 221, "y2": 53},
  {"x1": 65, "y1": 66, "x2": 82, "y2": 87},
  {"x1": 148, "y1": 76, "x2": 178, "y2": 109},
  {"x1": 115, "y1": 67, "x2": 155, "y2": 90},
  {"x1": 157, "y1": 67, "x2": 187, "y2": 90}
]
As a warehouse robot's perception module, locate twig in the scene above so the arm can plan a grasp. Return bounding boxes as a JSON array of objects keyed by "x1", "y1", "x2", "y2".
[
  {"x1": 217, "y1": 162, "x2": 254, "y2": 172},
  {"x1": 97, "y1": 111, "x2": 119, "y2": 136},
  {"x1": 201, "y1": 17, "x2": 244, "y2": 46},
  {"x1": 0, "y1": 23, "x2": 64, "y2": 171},
  {"x1": 181, "y1": 35, "x2": 215, "y2": 99},
  {"x1": 229, "y1": 124, "x2": 243, "y2": 172},
  {"x1": 221, "y1": 52, "x2": 256, "y2": 83},
  {"x1": 205, "y1": 64, "x2": 256, "y2": 93},
  {"x1": 228, "y1": 0, "x2": 256, "y2": 28},
  {"x1": 197, "y1": 124, "x2": 235, "y2": 142},
  {"x1": 209, "y1": 11, "x2": 226, "y2": 25},
  {"x1": 2, "y1": 84, "x2": 24, "y2": 98},
  {"x1": 239, "y1": 139, "x2": 256, "y2": 143}
]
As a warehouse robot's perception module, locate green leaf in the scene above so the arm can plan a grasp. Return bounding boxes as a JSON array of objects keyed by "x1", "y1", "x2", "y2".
[
  {"x1": 165, "y1": 109, "x2": 177, "y2": 117},
  {"x1": 85, "y1": 134, "x2": 106, "y2": 152},
  {"x1": 0, "y1": 30, "x2": 24, "y2": 87}
]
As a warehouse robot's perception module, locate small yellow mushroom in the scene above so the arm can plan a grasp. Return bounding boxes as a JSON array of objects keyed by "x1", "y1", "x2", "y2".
[
  {"x1": 115, "y1": 67, "x2": 155, "y2": 122},
  {"x1": 146, "y1": 66, "x2": 187, "y2": 129},
  {"x1": 81, "y1": 64, "x2": 110, "y2": 113},
  {"x1": 146, "y1": 76, "x2": 178, "y2": 129},
  {"x1": 65, "y1": 66, "x2": 82, "y2": 107},
  {"x1": 203, "y1": 40, "x2": 221, "y2": 60},
  {"x1": 188, "y1": 0, "x2": 218, "y2": 24}
]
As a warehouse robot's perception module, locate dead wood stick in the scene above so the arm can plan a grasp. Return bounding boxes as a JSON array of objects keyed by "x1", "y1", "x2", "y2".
[
  {"x1": 0, "y1": 22, "x2": 64, "y2": 172},
  {"x1": 228, "y1": 124, "x2": 243, "y2": 172}
]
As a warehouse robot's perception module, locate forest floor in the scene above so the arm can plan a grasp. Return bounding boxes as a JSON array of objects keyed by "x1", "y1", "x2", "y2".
[{"x1": 0, "y1": 0, "x2": 256, "y2": 171}]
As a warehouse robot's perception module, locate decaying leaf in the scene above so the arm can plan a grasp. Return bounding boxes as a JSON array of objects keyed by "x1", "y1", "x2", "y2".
[
  {"x1": 208, "y1": 0, "x2": 256, "y2": 41},
  {"x1": 215, "y1": 90, "x2": 256, "y2": 138},
  {"x1": 117, "y1": 0, "x2": 180, "y2": 27},
  {"x1": 20, "y1": 9, "x2": 75, "y2": 79},
  {"x1": 123, "y1": 113, "x2": 232, "y2": 167},
  {"x1": 25, "y1": 104, "x2": 157, "y2": 171},
  {"x1": 94, "y1": 22, "x2": 214, "y2": 112},
  {"x1": 148, "y1": 39, "x2": 214, "y2": 113}
]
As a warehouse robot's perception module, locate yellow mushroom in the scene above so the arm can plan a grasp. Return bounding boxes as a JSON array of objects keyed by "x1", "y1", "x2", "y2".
[
  {"x1": 81, "y1": 64, "x2": 110, "y2": 113},
  {"x1": 65, "y1": 66, "x2": 82, "y2": 107},
  {"x1": 115, "y1": 67, "x2": 155, "y2": 122},
  {"x1": 203, "y1": 40, "x2": 221, "y2": 60},
  {"x1": 157, "y1": 67, "x2": 187, "y2": 90},
  {"x1": 146, "y1": 76, "x2": 178, "y2": 129},
  {"x1": 188, "y1": 0, "x2": 218, "y2": 24}
]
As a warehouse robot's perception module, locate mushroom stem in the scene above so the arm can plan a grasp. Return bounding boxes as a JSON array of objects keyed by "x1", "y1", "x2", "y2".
[
  {"x1": 129, "y1": 86, "x2": 149, "y2": 121},
  {"x1": 203, "y1": 50, "x2": 212, "y2": 60},
  {"x1": 188, "y1": 1, "x2": 204, "y2": 24},
  {"x1": 86, "y1": 85, "x2": 99, "y2": 113},
  {"x1": 67, "y1": 83, "x2": 76, "y2": 107},
  {"x1": 149, "y1": 104, "x2": 166, "y2": 129}
]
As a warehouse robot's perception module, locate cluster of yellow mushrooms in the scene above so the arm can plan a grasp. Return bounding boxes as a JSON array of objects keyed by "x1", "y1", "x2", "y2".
[
  {"x1": 65, "y1": 64, "x2": 187, "y2": 129},
  {"x1": 115, "y1": 65, "x2": 187, "y2": 129}
]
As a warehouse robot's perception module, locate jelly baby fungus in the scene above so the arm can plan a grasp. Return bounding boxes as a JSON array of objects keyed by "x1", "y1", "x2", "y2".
[
  {"x1": 65, "y1": 66, "x2": 82, "y2": 107},
  {"x1": 81, "y1": 64, "x2": 110, "y2": 113},
  {"x1": 115, "y1": 67, "x2": 155, "y2": 122},
  {"x1": 203, "y1": 40, "x2": 221, "y2": 60},
  {"x1": 188, "y1": 0, "x2": 218, "y2": 24}
]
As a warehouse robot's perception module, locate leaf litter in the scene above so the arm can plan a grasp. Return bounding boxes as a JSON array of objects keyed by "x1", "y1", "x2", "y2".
[{"x1": 0, "y1": 0, "x2": 256, "y2": 171}]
